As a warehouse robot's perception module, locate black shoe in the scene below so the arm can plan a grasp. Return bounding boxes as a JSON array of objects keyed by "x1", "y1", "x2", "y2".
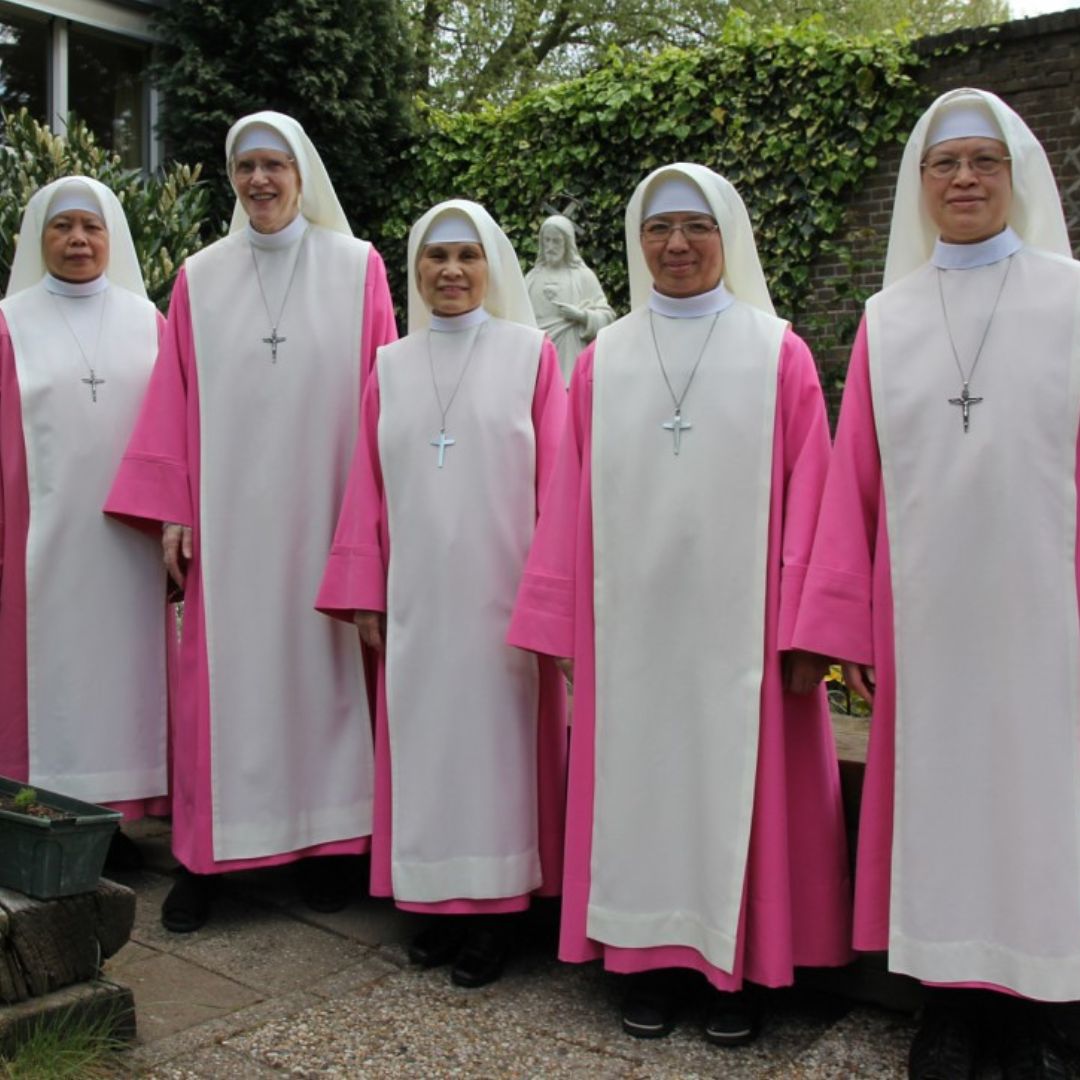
[
  {"x1": 908, "y1": 1005, "x2": 977, "y2": 1080},
  {"x1": 450, "y1": 920, "x2": 510, "y2": 988},
  {"x1": 298, "y1": 856, "x2": 349, "y2": 913},
  {"x1": 104, "y1": 829, "x2": 144, "y2": 872},
  {"x1": 704, "y1": 989, "x2": 758, "y2": 1047},
  {"x1": 161, "y1": 869, "x2": 218, "y2": 933},
  {"x1": 621, "y1": 971, "x2": 681, "y2": 1039},
  {"x1": 408, "y1": 919, "x2": 467, "y2": 968},
  {"x1": 1001, "y1": 1011, "x2": 1070, "y2": 1080}
]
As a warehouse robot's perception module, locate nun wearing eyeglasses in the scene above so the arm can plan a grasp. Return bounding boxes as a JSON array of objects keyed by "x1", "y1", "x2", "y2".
[
  {"x1": 794, "y1": 89, "x2": 1080, "y2": 1077},
  {"x1": 0, "y1": 177, "x2": 169, "y2": 866},
  {"x1": 106, "y1": 111, "x2": 397, "y2": 933},
  {"x1": 508, "y1": 163, "x2": 852, "y2": 1045},
  {"x1": 316, "y1": 200, "x2": 568, "y2": 989}
]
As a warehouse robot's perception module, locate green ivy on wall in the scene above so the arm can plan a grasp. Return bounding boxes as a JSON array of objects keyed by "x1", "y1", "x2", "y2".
[{"x1": 381, "y1": 18, "x2": 925, "y2": 346}]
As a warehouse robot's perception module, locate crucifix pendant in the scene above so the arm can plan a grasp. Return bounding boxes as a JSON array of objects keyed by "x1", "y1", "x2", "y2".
[
  {"x1": 262, "y1": 329, "x2": 286, "y2": 363},
  {"x1": 948, "y1": 383, "x2": 983, "y2": 433},
  {"x1": 662, "y1": 409, "x2": 692, "y2": 455},
  {"x1": 431, "y1": 428, "x2": 456, "y2": 468},
  {"x1": 81, "y1": 370, "x2": 105, "y2": 403}
]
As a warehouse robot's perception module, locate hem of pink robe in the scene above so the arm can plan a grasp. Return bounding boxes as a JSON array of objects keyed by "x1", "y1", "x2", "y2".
[
  {"x1": 106, "y1": 796, "x2": 171, "y2": 821},
  {"x1": 175, "y1": 835, "x2": 370, "y2": 875},
  {"x1": 395, "y1": 895, "x2": 532, "y2": 915}
]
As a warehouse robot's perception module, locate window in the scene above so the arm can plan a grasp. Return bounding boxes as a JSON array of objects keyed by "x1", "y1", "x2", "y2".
[
  {"x1": 0, "y1": 10, "x2": 48, "y2": 119},
  {"x1": 0, "y1": 3, "x2": 157, "y2": 170},
  {"x1": 69, "y1": 24, "x2": 147, "y2": 167}
]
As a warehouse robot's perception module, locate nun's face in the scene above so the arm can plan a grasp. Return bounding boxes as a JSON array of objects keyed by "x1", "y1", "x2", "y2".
[
  {"x1": 640, "y1": 211, "x2": 724, "y2": 298},
  {"x1": 43, "y1": 211, "x2": 109, "y2": 283},
  {"x1": 231, "y1": 149, "x2": 302, "y2": 234},
  {"x1": 921, "y1": 136, "x2": 1012, "y2": 244},
  {"x1": 417, "y1": 242, "x2": 488, "y2": 316}
]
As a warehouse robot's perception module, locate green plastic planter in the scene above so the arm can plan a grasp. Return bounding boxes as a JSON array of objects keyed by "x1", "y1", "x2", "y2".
[{"x1": 0, "y1": 776, "x2": 121, "y2": 899}]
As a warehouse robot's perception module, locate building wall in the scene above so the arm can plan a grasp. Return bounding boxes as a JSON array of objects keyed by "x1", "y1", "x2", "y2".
[{"x1": 798, "y1": 8, "x2": 1080, "y2": 417}]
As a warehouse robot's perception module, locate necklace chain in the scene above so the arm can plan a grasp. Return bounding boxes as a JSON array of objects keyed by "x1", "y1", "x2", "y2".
[
  {"x1": 937, "y1": 256, "x2": 1013, "y2": 389},
  {"x1": 249, "y1": 227, "x2": 309, "y2": 360},
  {"x1": 50, "y1": 289, "x2": 109, "y2": 402},
  {"x1": 649, "y1": 309, "x2": 721, "y2": 414},
  {"x1": 428, "y1": 321, "x2": 486, "y2": 431}
]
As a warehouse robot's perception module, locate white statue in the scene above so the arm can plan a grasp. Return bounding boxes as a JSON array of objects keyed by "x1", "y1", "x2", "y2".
[{"x1": 525, "y1": 215, "x2": 615, "y2": 385}]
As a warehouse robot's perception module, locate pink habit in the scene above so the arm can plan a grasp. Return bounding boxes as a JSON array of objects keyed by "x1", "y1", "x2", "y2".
[
  {"x1": 104, "y1": 255, "x2": 396, "y2": 873},
  {"x1": 794, "y1": 321, "x2": 1080, "y2": 968},
  {"x1": 316, "y1": 337, "x2": 568, "y2": 914},
  {"x1": 0, "y1": 311, "x2": 169, "y2": 821},
  {"x1": 507, "y1": 332, "x2": 853, "y2": 990}
]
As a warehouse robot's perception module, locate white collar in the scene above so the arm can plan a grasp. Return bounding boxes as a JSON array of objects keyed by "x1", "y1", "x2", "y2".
[
  {"x1": 246, "y1": 213, "x2": 308, "y2": 250},
  {"x1": 429, "y1": 306, "x2": 491, "y2": 333},
  {"x1": 932, "y1": 226, "x2": 1023, "y2": 270},
  {"x1": 648, "y1": 282, "x2": 734, "y2": 319},
  {"x1": 43, "y1": 272, "x2": 109, "y2": 297}
]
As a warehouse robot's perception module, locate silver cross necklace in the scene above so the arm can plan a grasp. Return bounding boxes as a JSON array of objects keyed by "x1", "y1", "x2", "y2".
[
  {"x1": 427, "y1": 321, "x2": 487, "y2": 468},
  {"x1": 50, "y1": 289, "x2": 109, "y2": 403},
  {"x1": 249, "y1": 226, "x2": 309, "y2": 363},
  {"x1": 938, "y1": 255, "x2": 1013, "y2": 434},
  {"x1": 649, "y1": 309, "x2": 721, "y2": 455}
]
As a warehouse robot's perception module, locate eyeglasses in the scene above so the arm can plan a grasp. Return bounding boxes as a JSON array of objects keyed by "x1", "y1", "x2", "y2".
[
  {"x1": 640, "y1": 218, "x2": 720, "y2": 243},
  {"x1": 920, "y1": 154, "x2": 1011, "y2": 179},
  {"x1": 231, "y1": 156, "x2": 296, "y2": 179}
]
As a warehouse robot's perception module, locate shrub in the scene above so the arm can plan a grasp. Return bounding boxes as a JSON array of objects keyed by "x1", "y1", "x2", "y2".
[{"x1": 0, "y1": 109, "x2": 213, "y2": 308}]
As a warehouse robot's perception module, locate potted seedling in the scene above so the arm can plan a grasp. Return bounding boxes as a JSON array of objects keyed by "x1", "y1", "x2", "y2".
[{"x1": 0, "y1": 776, "x2": 122, "y2": 899}]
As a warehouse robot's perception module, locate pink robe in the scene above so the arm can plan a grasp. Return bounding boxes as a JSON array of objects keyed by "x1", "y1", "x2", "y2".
[
  {"x1": 316, "y1": 339, "x2": 568, "y2": 914},
  {"x1": 0, "y1": 310, "x2": 169, "y2": 821},
  {"x1": 104, "y1": 253, "x2": 396, "y2": 872},
  {"x1": 507, "y1": 331, "x2": 853, "y2": 989},
  {"x1": 793, "y1": 321, "x2": 1080, "y2": 987}
]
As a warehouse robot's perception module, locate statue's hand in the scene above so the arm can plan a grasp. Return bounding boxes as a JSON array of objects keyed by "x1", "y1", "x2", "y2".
[{"x1": 554, "y1": 301, "x2": 585, "y2": 322}]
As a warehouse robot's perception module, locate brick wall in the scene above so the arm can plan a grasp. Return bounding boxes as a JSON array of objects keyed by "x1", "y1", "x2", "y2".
[{"x1": 795, "y1": 8, "x2": 1080, "y2": 418}]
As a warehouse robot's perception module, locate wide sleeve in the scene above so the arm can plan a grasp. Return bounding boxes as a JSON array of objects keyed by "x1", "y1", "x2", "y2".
[
  {"x1": 103, "y1": 269, "x2": 194, "y2": 528},
  {"x1": 0, "y1": 317, "x2": 10, "y2": 586},
  {"x1": 532, "y1": 337, "x2": 568, "y2": 510},
  {"x1": 359, "y1": 246, "x2": 398, "y2": 386},
  {"x1": 775, "y1": 327, "x2": 832, "y2": 651},
  {"x1": 791, "y1": 317, "x2": 881, "y2": 665},
  {"x1": 507, "y1": 344, "x2": 593, "y2": 658},
  {"x1": 316, "y1": 362, "x2": 388, "y2": 620}
]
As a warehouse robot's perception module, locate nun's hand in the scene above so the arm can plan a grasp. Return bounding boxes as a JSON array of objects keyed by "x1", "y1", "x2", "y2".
[
  {"x1": 842, "y1": 661, "x2": 876, "y2": 707},
  {"x1": 162, "y1": 524, "x2": 193, "y2": 588},
  {"x1": 782, "y1": 649, "x2": 830, "y2": 694},
  {"x1": 354, "y1": 610, "x2": 386, "y2": 653}
]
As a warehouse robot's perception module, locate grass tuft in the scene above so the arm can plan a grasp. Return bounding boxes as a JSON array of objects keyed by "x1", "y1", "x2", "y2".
[{"x1": 0, "y1": 1005, "x2": 128, "y2": 1079}]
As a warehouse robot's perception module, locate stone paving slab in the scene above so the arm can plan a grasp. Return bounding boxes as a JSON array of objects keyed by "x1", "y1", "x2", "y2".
[
  {"x1": 112, "y1": 951, "x2": 263, "y2": 1043},
  {"x1": 102, "y1": 829, "x2": 927, "y2": 1077}
]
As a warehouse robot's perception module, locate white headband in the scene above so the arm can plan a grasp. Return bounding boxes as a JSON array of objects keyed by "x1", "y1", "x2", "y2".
[
  {"x1": 422, "y1": 211, "x2": 482, "y2": 245},
  {"x1": 232, "y1": 123, "x2": 293, "y2": 157},
  {"x1": 925, "y1": 103, "x2": 1004, "y2": 150},
  {"x1": 46, "y1": 181, "x2": 105, "y2": 224},
  {"x1": 643, "y1": 176, "x2": 713, "y2": 219}
]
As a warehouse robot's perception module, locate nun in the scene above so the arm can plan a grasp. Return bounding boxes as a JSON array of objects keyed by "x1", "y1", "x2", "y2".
[
  {"x1": 509, "y1": 164, "x2": 853, "y2": 1044},
  {"x1": 106, "y1": 111, "x2": 397, "y2": 931},
  {"x1": 317, "y1": 199, "x2": 568, "y2": 988},
  {"x1": 0, "y1": 176, "x2": 169, "y2": 866}
]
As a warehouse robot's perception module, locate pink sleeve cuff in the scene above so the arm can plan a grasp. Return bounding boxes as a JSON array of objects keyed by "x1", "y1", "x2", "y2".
[
  {"x1": 103, "y1": 452, "x2": 192, "y2": 526},
  {"x1": 507, "y1": 570, "x2": 575, "y2": 658},
  {"x1": 790, "y1": 564, "x2": 875, "y2": 665},
  {"x1": 315, "y1": 543, "x2": 386, "y2": 621}
]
